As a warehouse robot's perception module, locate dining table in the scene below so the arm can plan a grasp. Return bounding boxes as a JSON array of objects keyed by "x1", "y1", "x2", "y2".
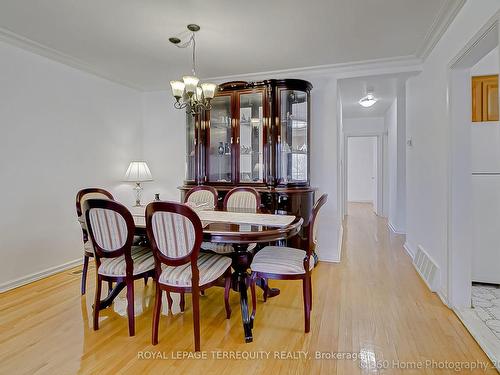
[{"x1": 85, "y1": 204, "x2": 303, "y2": 343}]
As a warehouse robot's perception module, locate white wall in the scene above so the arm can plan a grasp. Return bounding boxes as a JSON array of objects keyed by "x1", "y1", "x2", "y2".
[
  {"x1": 405, "y1": 0, "x2": 500, "y2": 301},
  {"x1": 343, "y1": 117, "x2": 385, "y2": 133},
  {"x1": 347, "y1": 137, "x2": 376, "y2": 203},
  {"x1": 0, "y1": 40, "x2": 142, "y2": 289},
  {"x1": 140, "y1": 91, "x2": 186, "y2": 203}
]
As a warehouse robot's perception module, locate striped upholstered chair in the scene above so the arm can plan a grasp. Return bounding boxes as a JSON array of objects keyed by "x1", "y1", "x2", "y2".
[
  {"x1": 83, "y1": 198, "x2": 155, "y2": 336},
  {"x1": 201, "y1": 187, "x2": 260, "y2": 255},
  {"x1": 250, "y1": 194, "x2": 328, "y2": 333},
  {"x1": 184, "y1": 185, "x2": 218, "y2": 210},
  {"x1": 76, "y1": 188, "x2": 114, "y2": 295},
  {"x1": 146, "y1": 201, "x2": 232, "y2": 351}
]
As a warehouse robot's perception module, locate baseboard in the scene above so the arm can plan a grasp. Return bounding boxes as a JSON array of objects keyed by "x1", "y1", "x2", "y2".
[
  {"x1": 388, "y1": 221, "x2": 405, "y2": 234},
  {"x1": 437, "y1": 289, "x2": 449, "y2": 307},
  {"x1": 336, "y1": 224, "x2": 344, "y2": 262},
  {"x1": 0, "y1": 258, "x2": 81, "y2": 293},
  {"x1": 403, "y1": 241, "x2": 415, "y2": 259}
]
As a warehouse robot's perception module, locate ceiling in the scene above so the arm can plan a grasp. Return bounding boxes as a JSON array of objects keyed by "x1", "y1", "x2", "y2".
[
  {"x1": 0, "y1": 0, "x2": 462, "y2": 90},
  {"x1": 340, "y1": 75, "x2": 403, "y2": 118}
]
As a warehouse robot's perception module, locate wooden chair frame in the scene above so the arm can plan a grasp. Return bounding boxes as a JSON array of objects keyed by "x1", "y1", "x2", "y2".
[
  {"x1": 76, "y1": 188, "x2": 114, "y2": 295},
  {"x1": 250, "y1": 193, "x2": 328, "y2": 333},
  {"x1": 83, "y1": 198, "x2": 154, "y2": 336},
  {"x1": 145, "y1": 201, "x2": 232, "y2": 351}
]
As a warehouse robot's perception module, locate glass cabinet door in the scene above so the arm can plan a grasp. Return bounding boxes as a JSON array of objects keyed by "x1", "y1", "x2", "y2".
[
  {"x1": 185, "y1": 113, "x2": 196, "y2": 181},
  {"x1": 238, "y1": 92, "x2": 264, "y2": 183},
  {"x1": 278, "y1": 89, "x2": 308, "y2": 184},
  {"x1": 207, "y1": 95, "x2": 233, "y2": 182}
]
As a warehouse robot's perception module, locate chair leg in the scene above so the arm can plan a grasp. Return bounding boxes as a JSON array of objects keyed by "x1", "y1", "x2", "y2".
[
  {"x1": 302, "y1": 277, "x2": 311, "y2": 333},
  {"x1": 166, "y1": 292, "x2": 173, "y2": 312},
  {"x1": 93, "y1": 274, "x2": 102, "y2": 330},
  {"x1": 262, "y1": 277, "x2": 269, "y2": 302},
  {"x1": 180, "y1": 292, "x2": 185, "y2": 312},
  {"x1": 152, "y1": 283, "x2": 162, "y2": 345},
  {"x1": 309, "y1": 275, "x2": 313, "y2": 311},
  {"x1": 81, "y1": 254, "x2": 89, "y2": 295},
  {"x1": 250, "y1": 274, "x2": 257, "y2": 324},
  {"x1": 126, "y1": 279, "x2": 135, "y2": 336},
  {"x1": 192, "y1": 287, "x2": 201, "y2": 352},
  {"x1": 224, "y1": 269, "x2": 231, "y2": 319}
]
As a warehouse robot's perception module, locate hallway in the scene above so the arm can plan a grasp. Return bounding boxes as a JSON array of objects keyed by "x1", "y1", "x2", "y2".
[{"x1": 0, "y1": 203, "x2": 496, "y2": 374}]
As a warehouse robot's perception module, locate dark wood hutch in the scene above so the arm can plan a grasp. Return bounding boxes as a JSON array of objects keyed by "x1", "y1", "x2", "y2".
[{"x1": 179, "y1": 79, "x2": 316, "y2": 251}]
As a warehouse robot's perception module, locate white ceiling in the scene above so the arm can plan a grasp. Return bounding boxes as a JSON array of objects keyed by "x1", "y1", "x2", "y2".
[
  {"x1": 340, "y1": 75, "x2": 403, "y2": 118},
  {"x1": 0, "y1": 0, "x2": 462, "y2": 90}
]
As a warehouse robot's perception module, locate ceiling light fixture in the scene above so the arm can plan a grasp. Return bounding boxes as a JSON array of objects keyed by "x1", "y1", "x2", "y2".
[
  {"x1": 359, "y1": 92, "x2": 377, "y2": 108},
  {"x1": 169, "y1": 24, "x2": 216, "y2": 116}
]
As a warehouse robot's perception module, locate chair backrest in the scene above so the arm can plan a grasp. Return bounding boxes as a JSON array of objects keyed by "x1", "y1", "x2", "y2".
[
  {"x1": 76, "y1": 188, "x2": 114, "y2": 243},
  {"x1": 223, "y1": 187, "x2": 261, "y2": 213},
  {"x1": 76, "y1": 188, "x2": 114, "y2": 217},
  {"x1": 83, "y1": 199, "x2": 135, "y2": 269},
  {"x1": 184, "y1": 185, "x2": 218, "y2": 210},
  {"x1": 145, "y1": 201, "x2": 203, "y2": 271},
  {"x1": 307, "y1": 193, "x2": 328, "y2": 255}
]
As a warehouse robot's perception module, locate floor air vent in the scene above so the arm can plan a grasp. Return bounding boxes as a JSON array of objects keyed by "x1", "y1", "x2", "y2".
[{"x1": 413, "y1": 245, "x2": 438, "y2": 291}]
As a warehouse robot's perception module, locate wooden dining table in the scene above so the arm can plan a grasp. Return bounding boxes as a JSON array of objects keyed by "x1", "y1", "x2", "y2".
[{"x1": 84, "y1": 205, "x2": 303, "y2": 343}]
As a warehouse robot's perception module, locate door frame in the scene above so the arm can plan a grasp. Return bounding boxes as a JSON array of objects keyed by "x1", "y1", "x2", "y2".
[
  {"x1": 343, "y1": 131, "x2": 386, "y2": 217},
  {"x1": 446, "y1": 12, "x2": 500, "y2": 308}
]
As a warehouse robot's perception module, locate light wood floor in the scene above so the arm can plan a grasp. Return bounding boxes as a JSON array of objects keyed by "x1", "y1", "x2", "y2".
[{"x1": 0, "y1": 203, "x2": 496, "y2": 374}]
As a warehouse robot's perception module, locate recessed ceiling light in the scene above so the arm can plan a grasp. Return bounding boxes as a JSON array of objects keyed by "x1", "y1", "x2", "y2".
[{"x1": 359, "y1": 93, "x2": 377, "y2": 108}]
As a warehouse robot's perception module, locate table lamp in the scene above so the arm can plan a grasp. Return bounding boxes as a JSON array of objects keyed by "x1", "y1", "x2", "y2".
[{"x1": 124, "y1": 161, "x2": 153, "y2": 206}]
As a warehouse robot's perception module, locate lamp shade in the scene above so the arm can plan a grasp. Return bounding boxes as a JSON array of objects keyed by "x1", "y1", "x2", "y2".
[{"x1": 124, "y1": 161, "x2": 153, "y2": 182}]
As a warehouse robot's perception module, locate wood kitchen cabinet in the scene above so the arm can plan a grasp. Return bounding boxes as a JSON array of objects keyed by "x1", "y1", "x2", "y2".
[{"x1": 472, "y1": 75, "x2": 499, "y2": 122}]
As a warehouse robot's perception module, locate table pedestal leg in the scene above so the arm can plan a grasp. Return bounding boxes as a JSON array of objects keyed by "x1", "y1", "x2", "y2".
[
  {"x1": 232, "y1": 244, "x2": 253, "y2": 343},
  {"x1": 98, "y1": 281, "x2": 126, "y2": 310}
]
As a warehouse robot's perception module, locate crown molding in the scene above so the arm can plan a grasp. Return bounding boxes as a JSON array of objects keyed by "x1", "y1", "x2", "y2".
[
  {"x1": 0, "y1": 26, "x2": 143, "y2": 91},
  {"x1": 415, "y1": 0, "x2": 466, "y2": 60},
  {"x1": 203, "y1": 55, "x2": 423, "y2": 84}
]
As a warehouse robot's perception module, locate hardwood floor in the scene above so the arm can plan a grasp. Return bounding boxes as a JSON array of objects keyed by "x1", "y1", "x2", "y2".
[{"x1": 0, "y1": 203, "x2": 496, "y2": 374}]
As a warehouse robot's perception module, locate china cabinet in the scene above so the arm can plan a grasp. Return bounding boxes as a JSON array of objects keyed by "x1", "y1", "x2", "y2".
[{"x1": 180, "y1": 79, "x2": 316, "y2": 250}]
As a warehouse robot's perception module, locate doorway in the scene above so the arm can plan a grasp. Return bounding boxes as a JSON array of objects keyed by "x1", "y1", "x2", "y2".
[
  {"x1": 344, "y1": 134, "x2": 384, "y2": 216},
  {"x1": 448, "y1": 12, "x2": 500, "y2": 366},
  {"x1": 346, "y1": 136, "x2": 378, "y2": 213}
]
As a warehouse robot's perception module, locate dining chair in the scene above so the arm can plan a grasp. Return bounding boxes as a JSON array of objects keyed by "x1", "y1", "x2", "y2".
[
  {"x1": 145, "y1": 201, "x2": 232, "y2": 351},
  {"x1": 223, "y1": 186, "x2": 261, "y2": 213},
  {"x1": 201, "y1": 187, "x2": 261, "y2": 255},
  {"x1": 83, "y1": 198, "x2": 155, "y2": 336},
  {"x1": 185, "y1": 185, "x2": 218, "y2": 209},
  {"x1": 249, "y1": 193, "x2": 328, "y2": 333},
  {"x1": 76, "y1": 188, "x2": 114, "y2": 295}
]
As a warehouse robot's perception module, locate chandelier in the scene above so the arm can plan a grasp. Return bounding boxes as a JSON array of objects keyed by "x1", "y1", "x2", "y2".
[{"x1": 169, "y1": 24, "x2": 217, "y2": 116}]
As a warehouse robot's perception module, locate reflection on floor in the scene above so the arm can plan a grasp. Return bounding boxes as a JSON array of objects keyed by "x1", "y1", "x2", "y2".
[{"x1": 472, "y1": 283, "x2": 500, "y2": 340}]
